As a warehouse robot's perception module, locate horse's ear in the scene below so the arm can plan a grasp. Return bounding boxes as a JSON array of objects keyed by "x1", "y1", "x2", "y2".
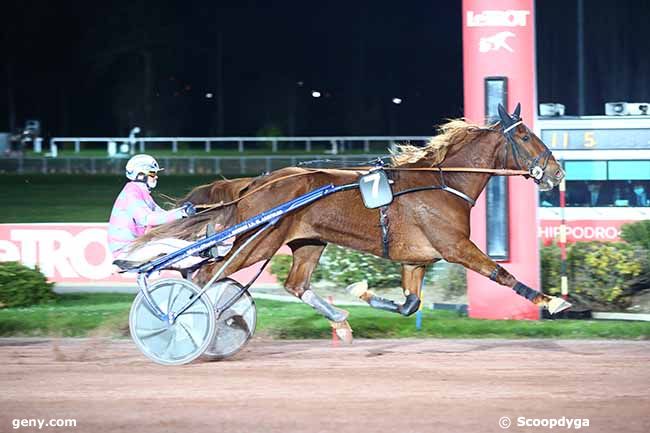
[
  {"x1": 497, "y1": 104, "x2": 512, "y2": 126},
  {"x1": 513, "y1": 102, "x2": 521, "y2": 119}
]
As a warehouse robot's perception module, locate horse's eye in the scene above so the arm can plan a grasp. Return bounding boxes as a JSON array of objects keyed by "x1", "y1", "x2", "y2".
[{"x1": 522, "y1": 135, "x2": 530, "y2": 142}]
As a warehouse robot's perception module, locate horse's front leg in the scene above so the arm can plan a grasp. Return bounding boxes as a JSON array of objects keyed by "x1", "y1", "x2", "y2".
[
  {"x1": 443, "y1": 238, "x2": 571, "y2": 315},
  {"x1": 349, "y1": 264, "x2": 427, "y2": 317}
]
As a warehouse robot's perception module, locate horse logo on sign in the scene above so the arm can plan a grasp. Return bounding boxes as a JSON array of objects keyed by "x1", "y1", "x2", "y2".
[{"x1": 479, "y1": 31, "x2": 515, "y2": 53}]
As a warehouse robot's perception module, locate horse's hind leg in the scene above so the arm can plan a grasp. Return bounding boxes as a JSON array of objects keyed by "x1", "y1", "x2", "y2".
[
  {"x1": 350, "y1": 264, "x2": 427, "y2": 316},
  {"x1": 285, "y1": 240, "x2": 353, "y2": 343}
]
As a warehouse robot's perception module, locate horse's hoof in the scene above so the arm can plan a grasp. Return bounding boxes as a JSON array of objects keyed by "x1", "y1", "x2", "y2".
[
  {"x1": 348, "y1": 281, "x2": 376, "y2": 303},
  {"x1": 547, "y1": 297, "x2": 572, "y2": 315},
  {"x1": 347, "y1": 281, "x2": 369, "y2": 298},
  {"x1": 330, "y1": 320, "x2": 353, "y2": 344}
]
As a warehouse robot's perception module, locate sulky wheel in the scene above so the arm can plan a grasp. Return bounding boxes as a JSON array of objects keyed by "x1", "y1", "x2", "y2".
[
  {"x1": 202, "y1": 278, "x2": 257, "y2": 361},
  {"x1": 129, "y1": 278, "x2": 216, "y2": 366}
]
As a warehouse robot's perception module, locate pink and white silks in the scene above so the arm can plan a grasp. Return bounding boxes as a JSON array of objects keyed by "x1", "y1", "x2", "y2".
[{"x1": 108, "y1": 181, "x2": 203, "y2": 268}]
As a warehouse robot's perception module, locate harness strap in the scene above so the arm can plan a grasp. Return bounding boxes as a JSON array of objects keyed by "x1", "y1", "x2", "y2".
[
  {"x1": 502, "y1": 120, "x2": 523, "y2": 134},
  {"x1": 393, "y1": 185, "x2": 476, "y2": 206},
  {"x1": 379, "y1": 206, "x2": 390, "y2": 258},
  {"x1": 196, "y1": 167, "x2": 526, "y2": 212},
  {"x1": 441, "y1": 186, "x2": 476, "y2": 206},
  {"x1": 501, "y1": 123, "x2": 553, "y2": 182}
]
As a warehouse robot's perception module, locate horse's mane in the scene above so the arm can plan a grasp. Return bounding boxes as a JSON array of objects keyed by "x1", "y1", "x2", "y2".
[{"x1": 391, "y1": 118, "x2": 494, "y2": 166}]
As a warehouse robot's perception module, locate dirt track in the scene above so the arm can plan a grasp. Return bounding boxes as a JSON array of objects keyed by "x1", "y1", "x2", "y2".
[{"x1": 0, "y1": 338, "x2": 648, "y2": 433}]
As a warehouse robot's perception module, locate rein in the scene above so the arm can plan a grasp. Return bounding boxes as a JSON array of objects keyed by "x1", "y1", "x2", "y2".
[
  {"x1": 196, "y1": 170, "x2": 322, "y2": 212},
  {"x1": 380, "y1": 167, "x2": 527, "y2": 175},
  {"x1": 195, "y1": 166, "x2": 528, "y2": 213}
]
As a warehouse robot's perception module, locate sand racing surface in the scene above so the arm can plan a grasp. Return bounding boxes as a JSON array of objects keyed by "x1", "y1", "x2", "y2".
[{"x1": 0, "y1": 338, "x2": 649, "y2": 433}]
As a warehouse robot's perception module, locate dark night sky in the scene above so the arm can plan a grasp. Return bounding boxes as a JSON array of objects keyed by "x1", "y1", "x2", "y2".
[{"x1": 1, "y1": 1, "x2": 649, "y2": 138}]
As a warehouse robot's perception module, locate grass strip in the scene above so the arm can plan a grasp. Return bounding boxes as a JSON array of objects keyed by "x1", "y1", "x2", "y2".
[{"x1": 1, "y1": 293, "x2": 648, "y2": 340}]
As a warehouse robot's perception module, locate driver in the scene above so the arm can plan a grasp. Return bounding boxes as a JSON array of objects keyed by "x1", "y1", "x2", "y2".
[{"x1": 108, "y1": 154, "x2": 231, "y2": 268}]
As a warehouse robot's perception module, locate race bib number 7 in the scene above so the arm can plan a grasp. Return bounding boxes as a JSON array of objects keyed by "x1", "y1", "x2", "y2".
[{"x1": 359, "y1": 170, "x2": 393, "y2": 209}]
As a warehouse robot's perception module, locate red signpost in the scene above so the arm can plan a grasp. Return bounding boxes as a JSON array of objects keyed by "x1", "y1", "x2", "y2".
[{"x1": 463, "y1": 0, "x2": 540, "y2": 319}]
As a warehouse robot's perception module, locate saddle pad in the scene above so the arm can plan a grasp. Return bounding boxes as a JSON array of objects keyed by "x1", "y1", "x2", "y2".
[{"x1": 359, "y1": 169, "x2": 393, "y2": 208}]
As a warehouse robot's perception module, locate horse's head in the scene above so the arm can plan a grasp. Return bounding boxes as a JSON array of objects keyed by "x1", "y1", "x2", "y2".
[{"x1": 497, "y1": 103, "x2": 564, "y2": 191}]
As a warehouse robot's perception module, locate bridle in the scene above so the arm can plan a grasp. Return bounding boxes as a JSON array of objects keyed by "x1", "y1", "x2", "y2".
[{"x1": 501, "y1": 120, "x2": 552, "y2": 184}]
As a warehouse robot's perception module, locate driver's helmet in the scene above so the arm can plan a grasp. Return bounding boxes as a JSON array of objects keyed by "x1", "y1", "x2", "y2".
[{"x1": 125, "y1": 154, "x2": 164, "y2": 188}]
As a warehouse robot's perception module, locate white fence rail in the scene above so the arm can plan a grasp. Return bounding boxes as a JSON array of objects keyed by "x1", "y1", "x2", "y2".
[{"x1": 47, "y1": 136, "x2": 430, "y2": 154}]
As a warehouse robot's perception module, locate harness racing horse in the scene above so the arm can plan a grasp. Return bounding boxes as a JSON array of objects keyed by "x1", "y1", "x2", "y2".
[{"x1": 133, "y1": 104, "x2": 571, "y2": 342}]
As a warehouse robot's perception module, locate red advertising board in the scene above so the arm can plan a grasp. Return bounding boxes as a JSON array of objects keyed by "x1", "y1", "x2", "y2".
[
  {"x1": 0, "y1": 224, "x2": 280, "y2": 286},
  {"x1": 0, "y1": 220, "x2": 638, "y2": 289},
  {"x1": 463, "y1": 0, "x2": 539, "y2": 319}
]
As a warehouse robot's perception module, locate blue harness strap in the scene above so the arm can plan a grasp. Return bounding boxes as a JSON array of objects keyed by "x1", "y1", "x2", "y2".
[{"x1": 136, "y1": 182, "x2": 359, "y2": 274}]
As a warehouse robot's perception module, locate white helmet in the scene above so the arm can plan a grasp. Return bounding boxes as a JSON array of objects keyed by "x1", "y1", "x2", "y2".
[{"x1": 125, "y1": 154, "x2": 164, "y2": 189}]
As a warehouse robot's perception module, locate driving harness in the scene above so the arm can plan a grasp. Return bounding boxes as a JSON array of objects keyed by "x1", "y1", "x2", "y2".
[
  {"x1": 195, "y1": 119, "x2": 550, "y2": 260},
  {"x1": 367, "y1": 119, "x2": 553, "y2": 259},
  {"x1": 373, "y1": 166, "x2": 476, "y2": 259}
]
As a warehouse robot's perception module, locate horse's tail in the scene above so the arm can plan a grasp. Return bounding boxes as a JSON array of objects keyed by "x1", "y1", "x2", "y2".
[{"x1": 129, "y1": 177, "x2": 253, "y2": 250}]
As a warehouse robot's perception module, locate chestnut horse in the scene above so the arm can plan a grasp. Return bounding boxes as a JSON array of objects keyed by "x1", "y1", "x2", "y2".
[{"x1": 134, "y1": 104, "x2": 570, "y2": 342}]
